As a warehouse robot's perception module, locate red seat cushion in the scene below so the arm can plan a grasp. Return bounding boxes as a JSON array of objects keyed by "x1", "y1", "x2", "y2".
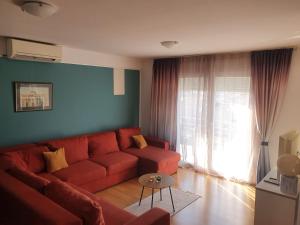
[
  {"x1": 91, "y1": 152, "x2": 138, "y2": 175},
  {"x1": 7, "y1": 167, "x2": 50, "y2": 192},
  {"x1": 45, "y1": 180, "x2": 105, "y2": 225},
  {"x1": 38, "y1": 172, "x2": 61, "y2": 182},
  {"x1": 70, "y1": 184, "x2": 136, "y2": 225},
  {"x1": 88, "y1": 131, "x2": 119, "y2": 156},
  {"x1": 53, "y1": 160, "x2": 106, "y2": 186},
  {"x1": 45, "y1": 136, "x2": 89, "y2": 164},
  {"x1": 117, "y1": 128, "x2": 141, "y2": 150},
  {"x1": 94, "y1": 196, "x2": 135, "y2": 225},
  {"x1": 0, "y1": 145, "x2": 49, "y2": 173},
  {"x1": 123, "y1": 146, "x2": 180, "y2": 174}
]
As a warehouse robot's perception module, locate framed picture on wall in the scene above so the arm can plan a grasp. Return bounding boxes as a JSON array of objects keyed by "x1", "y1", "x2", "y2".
[{"x1": 14, "y1": 82, "x2": 53, "y2": 112}]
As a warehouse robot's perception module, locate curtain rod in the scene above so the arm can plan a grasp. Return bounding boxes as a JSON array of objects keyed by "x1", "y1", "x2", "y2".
[{"x1": 154, "y1": 46, "x2": 297, "y2": 60}]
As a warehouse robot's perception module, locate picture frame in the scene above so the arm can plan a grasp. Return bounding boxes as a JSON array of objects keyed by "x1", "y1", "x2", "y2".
[{"x1": 14, "y1": 82, "x2": 53, "y2": 112}]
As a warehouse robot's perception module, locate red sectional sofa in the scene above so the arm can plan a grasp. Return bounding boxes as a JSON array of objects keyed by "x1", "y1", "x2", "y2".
[{"x1": 0, "y1": 127, "x2": 180, "y2": 225}]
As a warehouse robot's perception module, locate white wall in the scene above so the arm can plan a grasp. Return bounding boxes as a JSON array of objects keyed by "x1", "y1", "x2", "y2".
[
  {"x1": 140, "y1": 59, "x2": 153, "y2": 134},
  {"x1": 269, "y1": 47, "x2": 300, "y2": 168},
  {"x1": 62, "y1": 46, "x2": 142, "y2": 70}
]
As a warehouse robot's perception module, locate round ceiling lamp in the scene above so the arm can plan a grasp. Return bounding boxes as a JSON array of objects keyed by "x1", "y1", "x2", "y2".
[
  {"x1": 161, "y1": 41, "x2": 178, "y2": 49},
  {"x1": 21, "y1": 1, "x2": 59, "y2": 18}
]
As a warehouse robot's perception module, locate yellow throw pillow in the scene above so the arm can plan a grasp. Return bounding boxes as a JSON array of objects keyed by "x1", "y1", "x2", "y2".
[
  {"x1": 43, "y1": 148, "x2": 69, "y2": 173},
  {"x1": 132, "y1": 135, "x2": 148, "y2": 149}
]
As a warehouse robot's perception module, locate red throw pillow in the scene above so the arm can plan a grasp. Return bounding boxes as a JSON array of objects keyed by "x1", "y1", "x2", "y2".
[
  {"x1": 0, "y1": 146, "x2": 49, "y2": 173},
  {"x1": 20, "y1": 146, "x2": 49, "y2": 173},
  {"x1": 45, "y1": 180, "x2": 105, "y2": 225},
  {"x1": 0, "y1": 151, "x2": 28, "y2": 171},
  {"x1": 8, "y1": 167, "x2": 50, "y2": 192},
  {"x1": 46, "y1": 136, "x2": 89, "y2": 164},
  {"x1": 88, "y1": 131, "x2": 119, "y2": 156},
  {"x1": 118, "y1": 128, "x2": 141, "y2": 150}
]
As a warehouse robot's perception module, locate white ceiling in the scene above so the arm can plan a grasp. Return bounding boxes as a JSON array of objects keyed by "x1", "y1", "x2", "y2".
[{"x1": 1, "y1": 0, "x2": 300, "y2": 58}]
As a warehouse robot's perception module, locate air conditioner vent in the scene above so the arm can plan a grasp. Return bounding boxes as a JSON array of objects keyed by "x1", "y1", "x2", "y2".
[{"x1": 6, "y1": 38, "x2": 62, "y2": 62}]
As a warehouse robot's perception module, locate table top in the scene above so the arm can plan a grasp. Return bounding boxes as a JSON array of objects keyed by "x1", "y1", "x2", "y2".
[
  {"x1": 138, "y1": 173, "x2": 174, "y2": 189},
  {"x1": 256, "y1": 169, "x2": 299, "y2": 200}
]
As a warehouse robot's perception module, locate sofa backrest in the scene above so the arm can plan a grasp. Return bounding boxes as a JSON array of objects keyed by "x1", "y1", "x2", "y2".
[
  {"x1": 88, "y1": 131, "x2": 120, "y2": 156},
  {"x1": 0, "y1": 143, "x2": 37, "y2": 152},
  {"x1": 0, "y1": 127, "x2": 143, "y2": 169},
  {"x1": 0, "y1": 170, "x2": 82, "y2": 225},
  {"x1": 44, "y1": 135, "x2": 89, "y2": 164}
]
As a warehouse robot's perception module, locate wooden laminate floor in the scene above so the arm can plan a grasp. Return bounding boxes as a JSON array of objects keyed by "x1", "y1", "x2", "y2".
[{"x1": 96, "y1": 168, "x2": 255, "y2": 225}]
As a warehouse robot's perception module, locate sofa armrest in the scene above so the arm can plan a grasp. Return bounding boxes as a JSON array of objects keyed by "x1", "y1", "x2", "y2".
[
  {"x1": 144, "y1": 136, "x2": 170, "y2": 151},
  {"x1": 125, "y1": 208, "x2": 170, "y2": 225},
  {"x1": 0, "y1": 171, "x2": 82, "y2": 225}
]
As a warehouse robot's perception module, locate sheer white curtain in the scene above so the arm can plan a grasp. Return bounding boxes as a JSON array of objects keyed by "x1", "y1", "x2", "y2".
[{"x1": 177, "y1": 53, "x2": 257, "y2": 183}]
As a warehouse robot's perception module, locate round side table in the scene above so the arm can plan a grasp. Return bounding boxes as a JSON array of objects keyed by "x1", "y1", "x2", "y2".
[{"x1": 138, "y1": 173, "x2": 175, "y2": 212}]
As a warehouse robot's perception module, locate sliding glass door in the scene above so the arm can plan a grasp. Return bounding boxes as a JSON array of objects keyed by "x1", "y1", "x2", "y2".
[{"x1": 211, "y1": 76, "x2": 252, "y2": 181}]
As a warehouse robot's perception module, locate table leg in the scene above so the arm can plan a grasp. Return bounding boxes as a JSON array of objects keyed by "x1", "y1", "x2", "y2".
[
  {"x1": 169, "y1": 186, "x2": 175, "y2": 212},
  {"x1": 139, "y1": 186, "x2": 144, "y2": 206},
  {"x1": 160, "y1": 188, "x2": 162, "y2": 201},
  {"x1": 151, "y1": 188, "x2": 154, "y2": 208}
]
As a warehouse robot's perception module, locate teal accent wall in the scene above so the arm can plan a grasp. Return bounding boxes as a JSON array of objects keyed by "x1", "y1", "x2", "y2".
[{"x1": 0, "y1": 58, "x2": 140, "y2": 147}]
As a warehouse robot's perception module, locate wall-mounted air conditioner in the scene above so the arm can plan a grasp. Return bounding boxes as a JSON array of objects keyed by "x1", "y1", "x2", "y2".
[{"x1": 6, "y1": 38, "x2": 62, "y2": 62}]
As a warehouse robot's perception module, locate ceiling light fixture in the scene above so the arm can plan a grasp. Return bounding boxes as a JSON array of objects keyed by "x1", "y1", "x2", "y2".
[
  {"x1": 161, "y1": 41, "x2": 178, "y2": 48},
  {"x1": 21, "y1": 1, "x2": 59, "y2": 18}
]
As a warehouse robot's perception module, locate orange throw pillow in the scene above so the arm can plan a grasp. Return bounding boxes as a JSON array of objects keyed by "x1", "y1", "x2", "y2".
[
  {"x1": 43, "y1": 148, "x2": 68, "y2": 173},
  {"x1": 45, "y1": 180, "x2": 105, "y2": 225},
  {"x1": 132, "y1": 135, "x2": 148, "y2": 149}
]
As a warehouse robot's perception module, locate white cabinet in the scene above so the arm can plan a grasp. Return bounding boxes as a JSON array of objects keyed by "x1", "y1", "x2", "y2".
[{"x1": 254, "y1": 169, "x2": 300, "y2": 225}]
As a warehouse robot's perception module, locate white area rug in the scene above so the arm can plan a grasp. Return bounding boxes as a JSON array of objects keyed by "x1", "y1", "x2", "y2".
[{"x1": 125, "y1": 188, "x2": 200, "y2": 216}]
